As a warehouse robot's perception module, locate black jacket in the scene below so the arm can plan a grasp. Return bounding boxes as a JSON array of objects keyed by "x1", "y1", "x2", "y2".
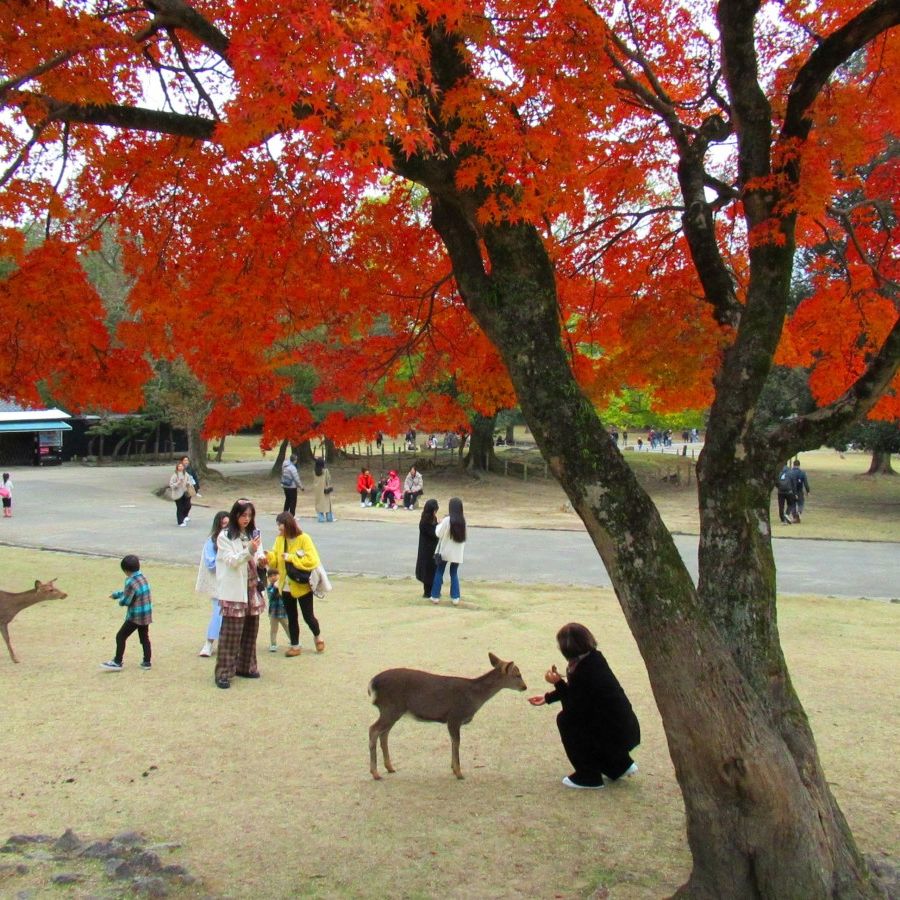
[
  {"x1": 545, "y1": 649, "x2": 640, "y2": 750},
  {"x1": 415, "y1": 518, "x2": 438, "y2": 584}
]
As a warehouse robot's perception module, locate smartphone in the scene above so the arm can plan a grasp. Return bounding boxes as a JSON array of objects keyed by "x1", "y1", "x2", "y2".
[{"x1": 251, "y1": 528, "x2": 260, "y2": 540}]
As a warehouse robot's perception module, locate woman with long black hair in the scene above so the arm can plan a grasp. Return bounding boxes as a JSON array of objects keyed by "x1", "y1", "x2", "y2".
[
  {"x1": 430, "y1": 496, "x2": 466, "y2": 605},
  {"x1": 415, "y1": 498, "x2": 439, "y2": 598},
  {"x1": 213, "y1": 499, "x2": 264, "y2": 689}
]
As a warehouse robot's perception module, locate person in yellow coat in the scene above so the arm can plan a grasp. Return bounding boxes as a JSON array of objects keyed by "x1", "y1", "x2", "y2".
[{"x1": 266, "y1": 511, "x2": 324, "y2": 656}]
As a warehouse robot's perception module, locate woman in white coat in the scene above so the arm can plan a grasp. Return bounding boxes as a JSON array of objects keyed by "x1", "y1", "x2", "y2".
[
  {"x1": 430, "y1": 496, "x2": 466, "y2": 605},
  {"x1": 214, "y1": 499, "x2": 264, "y2": 689},
  {"x1": 195, "y1": 510, "x2": 229, "y2": 657}
]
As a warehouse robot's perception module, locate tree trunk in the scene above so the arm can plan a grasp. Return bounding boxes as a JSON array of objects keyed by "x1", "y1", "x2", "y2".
[
  {"x1": 215, "y1": 435, "x2": 226, "y2": 463},
  {"x1": 426, "y1": 203, "x2": 875, "y2": 896},
  {"x1": 187, "y1": 429, "x2": 208, "y2": 475},
  {"x1": 866, "y1": 450, "x2": 895, "y2": 474},
  {"x1": 270, "y1": 438, "x2": 290, "y2": 478},
  {"x1": 465, "y1": 412, "x2": 496, "y2": 471},
  {"x1": 505, "y1": 423, "x2": 515, "y2": 445}
]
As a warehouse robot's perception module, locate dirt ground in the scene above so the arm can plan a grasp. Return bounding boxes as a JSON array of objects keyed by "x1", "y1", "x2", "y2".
[
  {"x1": 200, "y1": 445, "x2": 900, "y2": 543},
  {"x1": 0, "y1": 546, "x2": 897, "y2": 899}
]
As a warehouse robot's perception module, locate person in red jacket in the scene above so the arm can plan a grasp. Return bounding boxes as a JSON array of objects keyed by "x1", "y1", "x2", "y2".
[{"x1": 357, "y1": 467, "x2": 376, "y2": 507}]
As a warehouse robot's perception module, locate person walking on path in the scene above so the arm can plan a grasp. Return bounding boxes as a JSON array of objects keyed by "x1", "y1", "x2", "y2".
[
  {"x1": 0, "y1": 472, "x2": 12, "y2": 517},
  {"x1": 281, "y1": 454, "x2": 303, "y2": 516},
  {"x1": 528, "y1": 622, "x2": 640, "y2": 789},
  {"x1": 431, "y1": 496, "x2": 466, "y2": 605},
  {"x1": 792, "y1": 459, "x2": 810, "y2": 521},
  {"x1": 265, "y1": 511, "x2": 324, "y2": 656},
  {"x1": 196, "y1": 510, "x2": 229, "y2": 658},
  {"x1": 100, "y1": 554, "x2": 153, "y2": 671},
  {"x1": 415, "y1": 499, "x2": 439, "y2": 598},
  {"x1": 168, "y1": 461, "x2": 194, "y2": 527},
  {"x1": 181, "y1": 455, "x2": 202, "y2": 497},
  {"x1": 214, "y1": 499, "x2": 264, "y2": 689},
  {"x1": 313, "y1": 458, "x2": 335, "y2": 522},
  {"x1": 775, "y1": 463, "x2": 798, "y2": 525}
]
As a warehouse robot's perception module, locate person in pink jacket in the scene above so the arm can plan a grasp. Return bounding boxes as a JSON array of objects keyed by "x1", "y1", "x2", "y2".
[{"x1": 380, "y1": 470, "x2": 401, "y2": 509}]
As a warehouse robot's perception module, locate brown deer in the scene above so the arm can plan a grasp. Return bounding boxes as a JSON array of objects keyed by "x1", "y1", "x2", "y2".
[
  {"x1": 368, "y1": 652, "x2": 527, "y2": 780},
  {"x1": 0, "y1": 579, "x2": 68, "y2": 663}
]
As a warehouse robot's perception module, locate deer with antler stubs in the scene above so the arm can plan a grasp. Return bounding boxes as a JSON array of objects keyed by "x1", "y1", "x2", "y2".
[
  {"x1": 0, "y1": 579, "x2": 68, "y2": 663},
  {"x1": 368, "y1": 652, "x2": 527, "y2": 780}
]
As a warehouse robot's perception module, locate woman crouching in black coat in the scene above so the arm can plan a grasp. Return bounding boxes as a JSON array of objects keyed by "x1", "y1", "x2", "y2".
[{"x1": 529, "y1": 622, "x2": 640, "y2": 789}]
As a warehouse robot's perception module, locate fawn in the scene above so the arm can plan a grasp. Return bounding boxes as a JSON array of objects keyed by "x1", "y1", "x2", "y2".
[
  {"x1": 368, "y1": 652, "x2": 527, "y2": 780},
  {"x1": 0, "y1": 579, "x2": 68, "y2": 663}
]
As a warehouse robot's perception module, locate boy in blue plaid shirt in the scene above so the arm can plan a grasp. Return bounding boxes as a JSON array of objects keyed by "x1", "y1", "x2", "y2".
[{"x1": 100, "y1": 555, "x2": 153, "y2": 671}]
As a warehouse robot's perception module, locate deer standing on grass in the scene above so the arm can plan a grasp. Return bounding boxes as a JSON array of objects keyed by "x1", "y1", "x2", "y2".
[
  {"x1": 368, "y1": 652, "x2": 527, "y2": 780},
  {"x1": 0, "y1": 579, "x2": 68, "y2": 663}
]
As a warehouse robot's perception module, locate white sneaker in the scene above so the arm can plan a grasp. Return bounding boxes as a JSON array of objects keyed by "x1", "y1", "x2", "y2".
[
  {"x1": 451, "y1": 598, "x2": 460, "y2": 606},
  {"x1": 100, "y1": 660, "x2": 122, "y2": 671},
  {"x1": 179, "y1": 522, "x2": 187, "y2": 527},
  {"x1": 431, "y1": 597, "x2": 440, "y2": 604},
  {"x1": 269, "y1": 643, "x2": 278, "y2": 653},
  {"x1": 198, "y1": 641, "x2": 213, "y2": 657},
  {"x1": 183, "y1": 516, "x2": 190, "y2": 523},
  {"x1": 562, "y1": 776, "x2": 603, "y2": 789},
  {"x1": 622, "y1": 763, "x2": 639, "y2": 777},
  {"x1": 360, "y1": 501, "x2": 366, "y2": 507}
]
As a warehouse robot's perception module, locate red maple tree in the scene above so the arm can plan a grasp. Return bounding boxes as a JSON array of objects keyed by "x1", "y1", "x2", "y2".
[{"x1": 2, "y1": 1, "x2": 898, "y2": 894}]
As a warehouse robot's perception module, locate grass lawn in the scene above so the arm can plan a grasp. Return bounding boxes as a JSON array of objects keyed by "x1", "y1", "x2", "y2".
[{"x1": 0, "y1": 547, "x2": 897, "y2": 898}]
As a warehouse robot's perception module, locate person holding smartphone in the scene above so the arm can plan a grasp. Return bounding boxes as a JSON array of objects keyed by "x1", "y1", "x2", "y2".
[{"x1": 213, "y1": 499, "x2": 265, "y2": 689}]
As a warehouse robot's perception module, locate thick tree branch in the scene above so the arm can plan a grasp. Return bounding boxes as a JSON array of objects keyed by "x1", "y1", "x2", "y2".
[
  {"x1": 136, "y1": 0, "x2": 230, "y2": 63},
  {"x1": 770, "y1": 316, "x2": 900, "y2": 456},
  {"x1": 783, "y1": 0, "x2": 900, "y2": 143},
  {"x1": 36, "y1": 95, "x2": 216, "y2": 140}
]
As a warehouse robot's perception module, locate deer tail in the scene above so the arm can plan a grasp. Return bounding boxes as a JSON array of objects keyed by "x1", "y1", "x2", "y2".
[{"x1": 367, "y1": 677, "x2": 378, "y2": 704}]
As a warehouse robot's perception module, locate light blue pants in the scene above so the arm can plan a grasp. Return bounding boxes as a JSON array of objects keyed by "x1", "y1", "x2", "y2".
[
  {"x1": 431, "y1": 561, "x2": 460, "y2": 600},
  {"x1": 206, "y1": 599, "x2": 223, "y2": 641}
]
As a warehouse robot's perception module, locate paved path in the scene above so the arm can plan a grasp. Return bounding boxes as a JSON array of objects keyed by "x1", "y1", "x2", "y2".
[{"x1": 1, "y1": 462, "x2": 897, "y2": 599}]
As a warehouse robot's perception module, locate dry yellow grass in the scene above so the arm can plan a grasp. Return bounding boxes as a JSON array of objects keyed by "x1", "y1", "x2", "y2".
[{"x1": 0, "y1": 547, "x2": 897, "y2": 898}]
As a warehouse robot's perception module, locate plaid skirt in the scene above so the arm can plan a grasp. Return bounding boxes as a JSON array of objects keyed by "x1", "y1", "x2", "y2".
[
  {"x1": 214, "y1": 612, "x2": 260, "y2": 682},
  {"x1": 268, "y1": 593, "x2": 288, "y2": 620}
]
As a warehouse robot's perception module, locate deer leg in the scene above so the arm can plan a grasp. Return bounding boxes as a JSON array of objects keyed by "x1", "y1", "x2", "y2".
[
  {"x1": 370, "y1": 715, "x2": 398, "y2": 780},
  {"x1": 380, "y1": 730, "x2": 395, "y2": 774},
  {"x1": 0, "y1": 623, "x2": 18, "y2": 663},
  {"x1": 448, "y1": 721, "x2": 463, "y2": 779}
]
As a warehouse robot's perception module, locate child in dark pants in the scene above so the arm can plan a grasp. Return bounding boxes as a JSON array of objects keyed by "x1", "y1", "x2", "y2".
[{"x1": 100, "y1": 555, "x2": 153, "y2": 671}]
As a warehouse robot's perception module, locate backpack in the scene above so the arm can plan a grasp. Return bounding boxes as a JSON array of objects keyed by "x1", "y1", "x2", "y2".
[
  {"x1": 0, "y1": 485, "x2": 9, "y2": 499},
  {"x1": 776, "y1": 468, "x2": 792, "y2": 491}
]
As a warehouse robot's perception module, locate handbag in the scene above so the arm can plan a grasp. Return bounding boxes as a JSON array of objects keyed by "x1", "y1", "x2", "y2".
[
  {"x1": 283, "y1": 539, "x2": 312, "y2": 584},
  {"x1": 186, "y1": 482, "x2": 197, "y2": 498},
  {"x1": 323, "y1": 486, "x2": 334, "y2": 494},
  {"x1": 433, "y1": 552, "x2": 443, "y2": 566}
]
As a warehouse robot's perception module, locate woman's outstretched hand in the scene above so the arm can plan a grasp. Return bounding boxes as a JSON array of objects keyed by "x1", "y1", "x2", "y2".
[
  {"x1": 527, "y1": 695, "x2": 546, "y2": 706},
  {"x1": 544, "y1": 664, "x2": 562, "y2": 685}
]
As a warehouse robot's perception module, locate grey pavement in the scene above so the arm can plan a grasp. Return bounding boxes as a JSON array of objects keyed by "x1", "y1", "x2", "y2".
[{"x1": 0, "y1": 461, "x2": 897, "y2": 600}]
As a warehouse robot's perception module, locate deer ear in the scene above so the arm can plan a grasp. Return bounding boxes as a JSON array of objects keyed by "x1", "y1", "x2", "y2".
[
  {"x1": 488, "y1": 652, "x2": 501, "y2": 667},
  {"x1": 34, "y1": 579, "x2": 41, "y2": 589}
]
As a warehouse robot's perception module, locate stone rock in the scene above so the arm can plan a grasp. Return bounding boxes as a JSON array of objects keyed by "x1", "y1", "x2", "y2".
[
  {"x1": 132, "y1": 875, "x2": 169, "y2": 897},
  {"x1": 54, "y1": 829, "x2": 83, "y2": 853},
  {"x1": 131, "y1": 850, "x2": 162, "y2": 872},
  {"x1": 0, "y1": 863, "x2": 29, "y2": 878},
  {"x1": 82, "y1": 841, "x2": 118, "y2": 859},
  {"x1": 112, "y1": 831, "x2": 144, "y2": 846},
  {"x1": 5, "y1": 835, "x2": 52, "y2": 846},
  {"x1": 106, "y1": 858, "x2": 136, "y2": 879},
  {"x1": 51, "y1": 872, "x2": 83, "y2": 884}
]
